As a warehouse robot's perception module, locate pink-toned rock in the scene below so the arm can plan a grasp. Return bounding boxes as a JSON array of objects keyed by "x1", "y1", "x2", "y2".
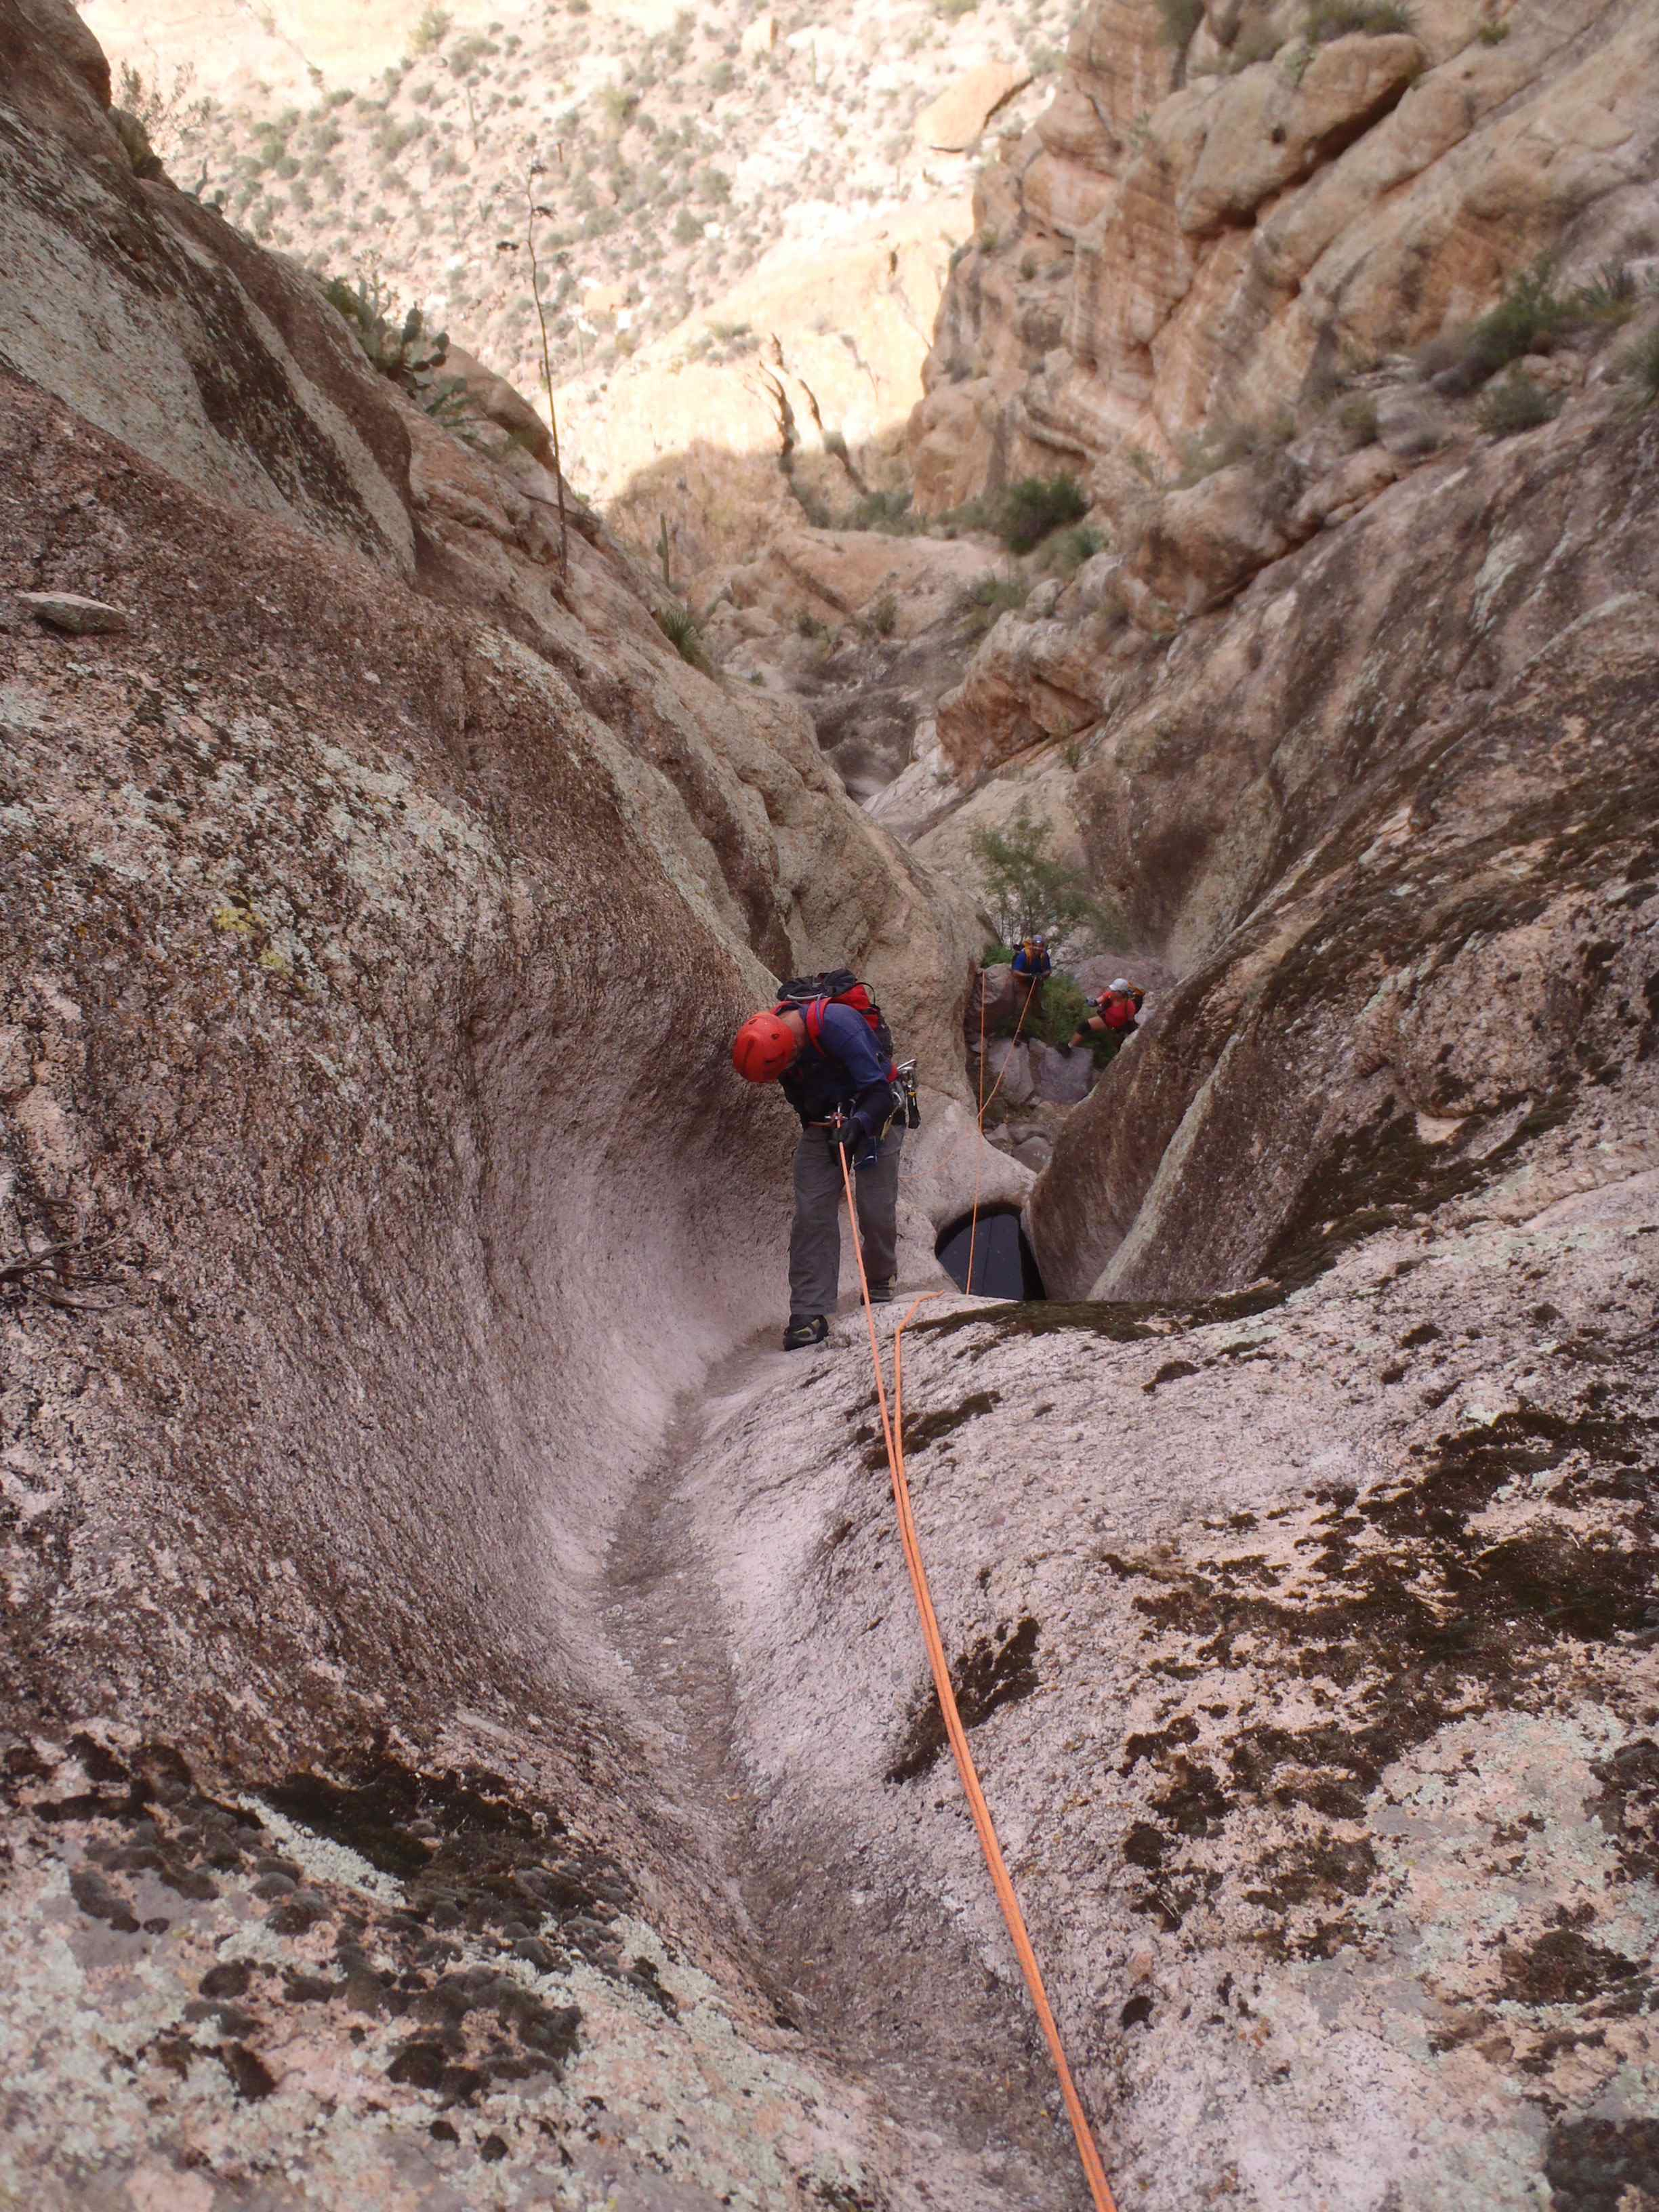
[
  {"x1": 16, "y1": 589, "x2": 129, "y2": 633},
  {"x1": 914, "y1": 62, "x2": 1027, "y2": 152},
  {"x1": 1291, "y1": 442, "x2": 1402, "y2": 534}
]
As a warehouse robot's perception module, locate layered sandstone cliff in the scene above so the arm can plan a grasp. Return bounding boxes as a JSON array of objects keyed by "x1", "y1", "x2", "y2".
[{"x1": 908, "y1": 0, "x2": 1659, "y2": 508}]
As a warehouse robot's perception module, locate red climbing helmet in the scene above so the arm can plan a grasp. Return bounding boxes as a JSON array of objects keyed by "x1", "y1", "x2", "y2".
[{"x1": 732, "y1": 1010, "x2": 798, "y2": 1082}]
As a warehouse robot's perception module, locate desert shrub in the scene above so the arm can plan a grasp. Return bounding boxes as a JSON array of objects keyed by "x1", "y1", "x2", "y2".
[
  {"x1": 1337, "y1": 389, "x2": 1379, "y2": 441},
  {"x1": 447, "y1": 33, "x2": 494, "y2": 73},
  {"x1": 846, "y1": 487, "x2": 916, "y2": 532},
  {"x1": 1474, "y1": 371, "x2": 1560, "y2": 438},
  {"x1": 1616, "y1": 327, "x2": 1659, "y2": 409},
  {"x1": 655, "y1": 602, "x2": 711, "y2": 669},
  {"x1": 1158, "y1": 0, "x2": 1204, "y2": 45},
  {"x1": 997, "y1": 474, "x2": 1089, "y2": 552},
  {"x1": 1041, "y1": 523, "x2": 1106, "y2": 577},
  {"x1": 1443, "y1": 257, "x2": 1570, "y2": 384},
  {"x1": 708, "y1": 60, "x2": 736, "y2": 92},
  {"x1": 1035, "y1": 973, "x2": 1092, "y2": 1049},
  {"x1": 970, "y1": 802, "x2": 1112, "y2": 958},
  {"x1": 1576, "y1": 260, "x2": 1639, "y2": 323},
  {"x1": 600, "y1": 83, "x2": 638, "y2": 129},
  {"x1": 1029, "y1": 43, "x2": 1067, "y2": 73},
  {"x1": 1307, "y1": 1, "x2": 1415, "y2": 39},
  {"x1": 868, "y1": 592, "x2": 898, "y2": 637},
  {"x1": 419, "y1": 373, "x2": 478, "y2": 430},
  {"x1": 937, "y1": 0, "x2": 980, "y2": 16},
  {"x1": 788, "y1": 480, "x2": 833, "y2": 527},
  {"x1": 410, "y1": 6, "x2": 451, "y2": 54},
  {"x1": 957, "y1": 572, "x2": 1031, "y2": 638},
  {"x1": 1176, "y1": 409, "x2": 1294, "y2": 484},
  {"x1": 673, "y1": 208, "x2": 701, "y2": 245},
  {"x1": 1477, "y1": 18, "x2": 1508, "y2": 41},
  {"x1": 795, "y1": 611, "x2": 831, "y2": 642}
]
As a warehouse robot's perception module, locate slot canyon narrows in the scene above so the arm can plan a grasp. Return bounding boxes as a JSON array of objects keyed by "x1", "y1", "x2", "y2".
[{"x1": 3, "y1": 0, "x2": 1657, "y2": 2206}]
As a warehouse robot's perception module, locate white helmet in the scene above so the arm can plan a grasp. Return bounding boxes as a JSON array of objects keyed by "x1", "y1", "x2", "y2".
[{"x1": 1109, "y1": 977, "x2": 1133, "y2": 993}]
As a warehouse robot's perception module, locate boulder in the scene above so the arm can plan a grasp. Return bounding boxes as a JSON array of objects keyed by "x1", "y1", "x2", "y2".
[
  {"x1": 1291, "y1": 442, "x2": 1403, "y2": 535},
  {"x1": 16, "y1": 590, "x2": 129, "y2": 634},
  {"x1": 914, "y1": 64, "x2": 1027, "y2": 154},
  {"x1": 445, "y1": 341, "x2": 554, "y2": 469},
  {"x1": 1029, "y1": 1039, "x2": 1095, "y2": 1107},
  {"x1": 983, "y1": 1036, "x2": 1035, "y2": 1109},
  {"x1": 1122, "y1": 453, "x2": 1306, "y2": 622}
]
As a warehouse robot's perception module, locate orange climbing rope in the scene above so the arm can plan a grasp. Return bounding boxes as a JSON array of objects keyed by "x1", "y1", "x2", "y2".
[
  {"x1": 837, "y1": 1145, "x2": 1118, "y2": 2212},
  {"x1": 965, "y1": 968, "x2": 1040, "y2": 1295}
]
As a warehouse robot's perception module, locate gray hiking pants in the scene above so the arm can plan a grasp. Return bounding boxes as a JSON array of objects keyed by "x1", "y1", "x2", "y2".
[{"x1": 789, "y1": 1122, "x2": 903, "y2": 1319}]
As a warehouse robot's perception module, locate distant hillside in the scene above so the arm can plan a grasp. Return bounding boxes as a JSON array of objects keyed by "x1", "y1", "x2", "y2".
[{"x1": 86, "y1": 0, "x2": 1071, "y2": 495}]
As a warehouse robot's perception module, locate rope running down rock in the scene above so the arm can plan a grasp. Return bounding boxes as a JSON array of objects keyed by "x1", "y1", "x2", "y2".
[{"x1": 836, "y1": 1143, "x2": 1118, "y2": 2211}]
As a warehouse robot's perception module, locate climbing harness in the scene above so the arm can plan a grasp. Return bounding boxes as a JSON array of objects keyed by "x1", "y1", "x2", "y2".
[{"x1": 836, "y1": 1144, "x2": 1118, "y2": 2212}]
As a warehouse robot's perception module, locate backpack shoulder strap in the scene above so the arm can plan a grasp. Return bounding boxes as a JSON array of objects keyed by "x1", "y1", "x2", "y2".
[{"x1": 802, "y1": 997, "x2": 829, "y2": 1052}]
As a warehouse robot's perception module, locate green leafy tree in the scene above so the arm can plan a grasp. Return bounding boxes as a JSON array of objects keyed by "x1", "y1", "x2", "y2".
[{"x1": 970, "y1": 804, "x2": 1113, "y2": 961}]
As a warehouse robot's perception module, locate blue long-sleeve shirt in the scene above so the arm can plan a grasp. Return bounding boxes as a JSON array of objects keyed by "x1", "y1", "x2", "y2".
[{"x1": 779, "y1": 1001, "x2": 895, "y2": 1132}]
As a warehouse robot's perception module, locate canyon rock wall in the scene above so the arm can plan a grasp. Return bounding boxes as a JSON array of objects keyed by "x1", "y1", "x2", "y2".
[
  {"x1": 908, "y1": 0, "x2": 1659, "y2": 507},
  {"x1": 685, "y1": 1136, "x2": 1658, "y2": 2207},
  {"x1": 0, "y1": 4, "x2": 1028, "y2": 2203}
]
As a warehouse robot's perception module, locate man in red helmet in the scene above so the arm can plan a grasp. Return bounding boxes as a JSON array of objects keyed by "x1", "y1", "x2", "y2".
[{"x1": 733, "y1": 989, "x2": 903, "y2": 1351}]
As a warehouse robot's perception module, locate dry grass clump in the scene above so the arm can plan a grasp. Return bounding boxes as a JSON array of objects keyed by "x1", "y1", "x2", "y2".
[
  {"x1": 1306, "y1": 1, "x2": 1416, "y2": 40},
  {"x1": 1473, "y1": 371, "x2": 1560, "y2": 440}
]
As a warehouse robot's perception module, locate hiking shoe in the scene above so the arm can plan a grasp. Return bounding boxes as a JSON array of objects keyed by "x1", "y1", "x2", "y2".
[
  {"x1": 869, "y1": 1279, "x2": 895, "y2": 1304},
  {"x1": 782, "y1": 1313, "x2": 829, "y2": 1351}
]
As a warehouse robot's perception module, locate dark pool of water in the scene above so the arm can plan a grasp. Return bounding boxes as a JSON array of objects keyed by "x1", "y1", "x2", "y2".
[{"x1": 935, "y1": 1209, "x2": 1046, "y2": 1300}]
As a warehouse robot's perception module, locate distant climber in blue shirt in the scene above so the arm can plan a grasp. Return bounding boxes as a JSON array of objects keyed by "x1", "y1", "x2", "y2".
[
  {"x1": 1010, "y1": 935, "x2": 1052, "y2": 982},
  {"x1": 1008, "y1": 933, "x2": 1052, "y2": 1021}
]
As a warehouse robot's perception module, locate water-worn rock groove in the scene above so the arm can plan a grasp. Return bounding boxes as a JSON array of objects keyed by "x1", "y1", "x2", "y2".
[{"x1": 603, "y1": 1330, "x2": 1092, "y2": 2211}]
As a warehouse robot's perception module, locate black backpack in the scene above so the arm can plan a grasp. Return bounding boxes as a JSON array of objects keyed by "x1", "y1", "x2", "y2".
[{"x1": 775, "y1": 969, "x2": 897, "y2": 1072}]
